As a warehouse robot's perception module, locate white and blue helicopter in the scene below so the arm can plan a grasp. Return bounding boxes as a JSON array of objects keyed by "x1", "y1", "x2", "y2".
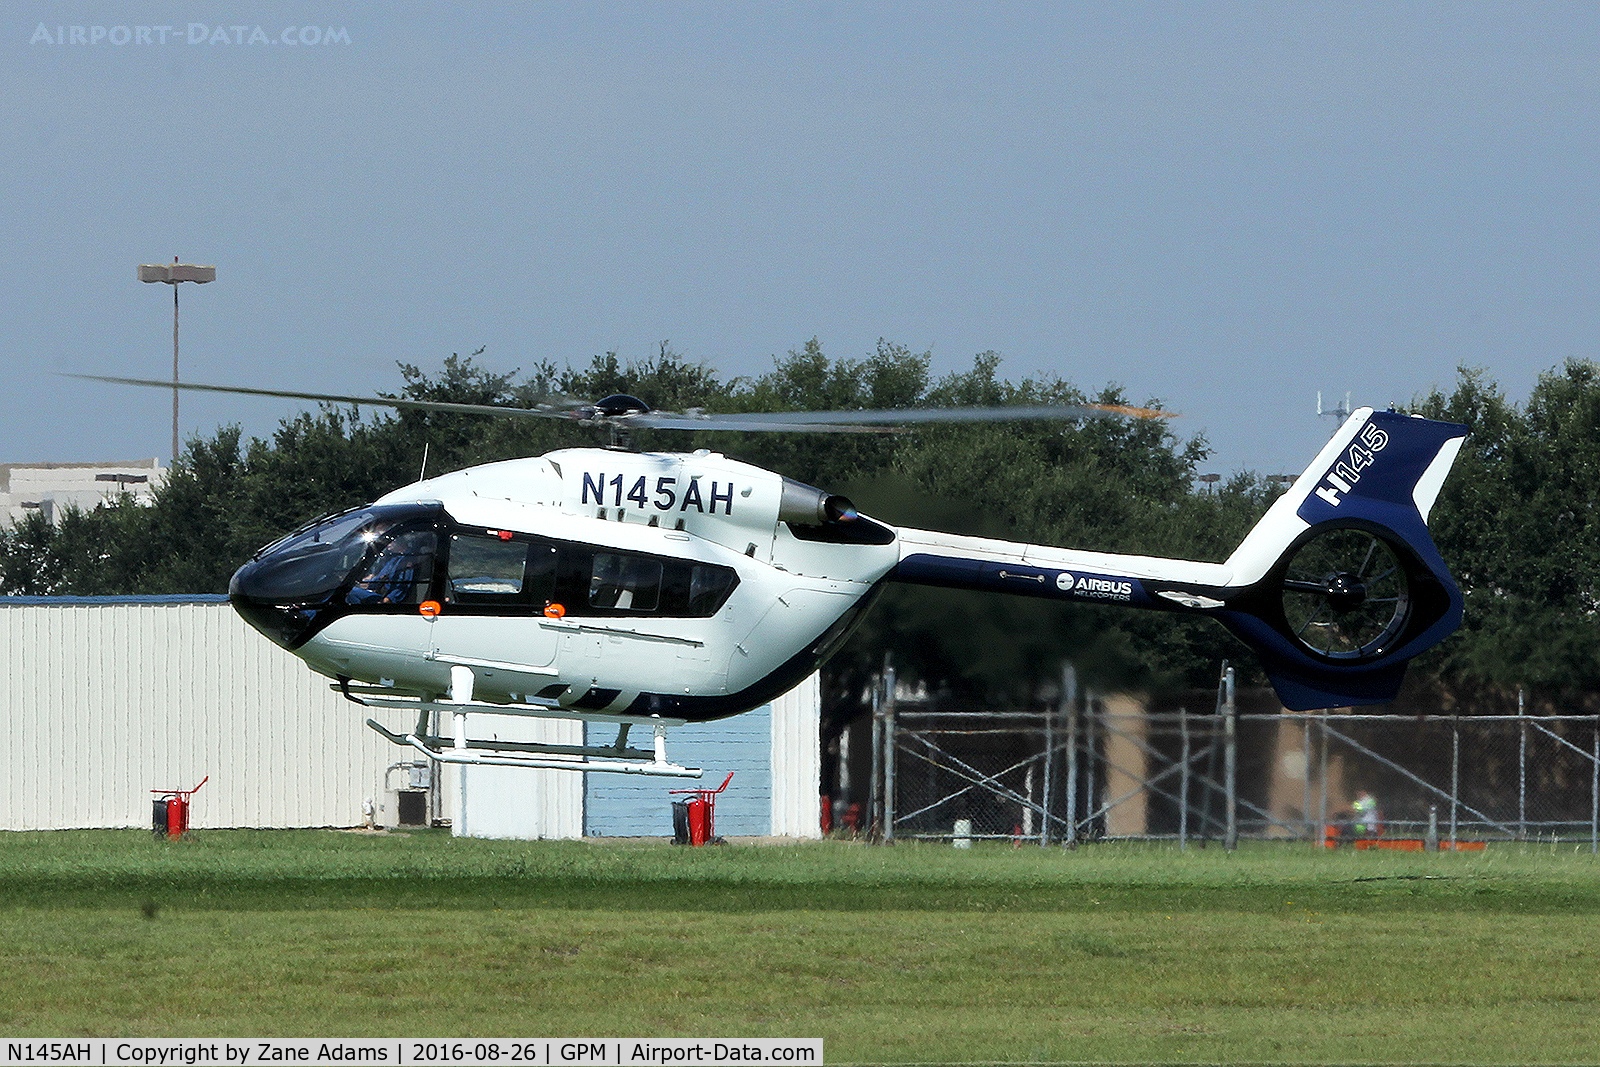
[{"x1": 84, "y1": 375, "x2": 1469, "y2": 779}]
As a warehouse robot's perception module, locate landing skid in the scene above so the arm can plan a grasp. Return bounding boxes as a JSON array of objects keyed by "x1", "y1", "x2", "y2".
[{"x1": 340, "y1": 675, "x2": 702, "y2": 778}]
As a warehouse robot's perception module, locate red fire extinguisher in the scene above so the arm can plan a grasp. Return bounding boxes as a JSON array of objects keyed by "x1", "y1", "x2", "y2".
[
  {"x1": 669, "y1": 772, "x2": 734, "y2": 846},
  {"x1": 150, "y1": 776, "x2": 208, "y2": 839}
]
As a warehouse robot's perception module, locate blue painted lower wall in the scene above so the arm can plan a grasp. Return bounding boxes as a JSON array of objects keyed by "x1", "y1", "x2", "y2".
[{"x1": 584, "y1": 706, "x2": 774, "y2": 837}]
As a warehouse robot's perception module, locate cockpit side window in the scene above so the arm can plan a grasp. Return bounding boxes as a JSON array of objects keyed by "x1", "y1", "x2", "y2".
[
  {"x1": 362, "y1": 524, "x2": 740, "y2": 619},
  {"x1": 346, "y1": 528, "x2": 437, "y2": 606}
]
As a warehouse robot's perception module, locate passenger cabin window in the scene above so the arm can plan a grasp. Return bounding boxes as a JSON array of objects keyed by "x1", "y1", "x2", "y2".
[
  {"x1": 446, "y1": 534, "x2": 556, "y2": 605},
  {"x1": 686, "y1": 564, "x2": 738, "y2": 615},
  {"x1": 589, "y1": 552, "x2": 662, "y2": 611},
  {"x1": 575, "y1": 550, "x2": 737, "y2": 617},
  {"x1": 427, "y1": 531, "x2": 738, "y2": 618},
  {"x1": 346, "y1": 529, "x2": 437, "y2": 606}
]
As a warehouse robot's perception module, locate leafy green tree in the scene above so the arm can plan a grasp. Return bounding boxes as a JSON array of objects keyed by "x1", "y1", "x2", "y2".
[
  {"x1": 1418, "y1": 360, "x2": 1600, "y2": 699},
  {"x1": 562, "y1": 343, "x2": 727, "y2": 415},
  {"x1": 707, "y1": 338, "x2": 927, "y2": 488},
  {"x1": 0, "y1": 510, "x2": 67, "y2": 595}
]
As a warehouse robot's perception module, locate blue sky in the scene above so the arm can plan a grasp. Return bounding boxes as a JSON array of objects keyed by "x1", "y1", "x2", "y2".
[{"x1": 5, "y1": 2, "x2": 1596, "y2": 480}]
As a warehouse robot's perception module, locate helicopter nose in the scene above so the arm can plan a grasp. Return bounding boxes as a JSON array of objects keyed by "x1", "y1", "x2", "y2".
[
  {"x1": 227, "y1": 530, "x2": 368, "y2": 649},
  {"x1": 229, "y1": 557, "x2": 329, "y2": 649},
  {"x1": 226, "y1": 501, "x2": 443, "y2": 650}
]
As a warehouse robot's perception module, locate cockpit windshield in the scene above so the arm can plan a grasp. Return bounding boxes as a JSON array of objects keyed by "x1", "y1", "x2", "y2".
[
  {"x1": 233, "y1": 504, "x2": 440, "y2": 604},
  {"x1": 253, "y1": 507, "x2": 376, "y2": 561}
]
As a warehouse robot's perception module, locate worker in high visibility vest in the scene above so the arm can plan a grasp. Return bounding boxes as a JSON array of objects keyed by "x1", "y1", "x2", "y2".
[{"x1": 1352, "y1": 790, "x2": 1381, "y2": 838}]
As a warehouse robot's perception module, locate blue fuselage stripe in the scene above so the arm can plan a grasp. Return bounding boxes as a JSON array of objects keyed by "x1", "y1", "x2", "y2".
[{"x1": 891, "y1": 553, "x2": 1150, "y2": 607}]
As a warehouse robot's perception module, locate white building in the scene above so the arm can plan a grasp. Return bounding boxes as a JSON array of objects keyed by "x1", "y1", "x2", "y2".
[
  {"x1": 0, "y1": 595, "x2": 821, "y2": 839},
  {"x1": 1, "y1": 459, "x2": 166, "y2": 527}
]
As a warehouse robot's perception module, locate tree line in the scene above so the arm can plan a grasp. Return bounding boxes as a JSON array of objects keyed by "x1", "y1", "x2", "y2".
[{"x1": 5, "y1": 340, "x2": 1597, "y2": 718}]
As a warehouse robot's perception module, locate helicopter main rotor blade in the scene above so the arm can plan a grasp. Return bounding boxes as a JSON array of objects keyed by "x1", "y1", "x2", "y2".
[
  {"x1": 68, "y1": 374, "x2": 1174, "y2": 431},
  {"x1": 630, "y1": 414, "x2": 899, "y2": 434},
  {"x1": 637, "y1": 403, "x2": 1174, "y2": 429},
  {"x1": 66, "y1": 374, "x2": 573, "y2": 420}
]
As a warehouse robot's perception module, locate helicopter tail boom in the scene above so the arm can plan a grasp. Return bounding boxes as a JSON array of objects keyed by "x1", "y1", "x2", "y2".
[{"x1": 889, "y1": 407, "x2": 1468, "y2": 710}]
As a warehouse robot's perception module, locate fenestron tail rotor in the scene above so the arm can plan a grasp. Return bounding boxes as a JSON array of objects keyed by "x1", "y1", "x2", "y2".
[{"x1": 1278, "y1": 527, "x2": 1412, "y2": 662}]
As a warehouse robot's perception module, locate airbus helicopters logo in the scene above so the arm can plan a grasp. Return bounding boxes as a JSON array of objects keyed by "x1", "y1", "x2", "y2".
[
  {"x1": 1314, "y1": 421, "x2": 1389, "y2": 507},
  {"x1": 1055, "y1": 570, "x2": 1135, "y2": 601}
]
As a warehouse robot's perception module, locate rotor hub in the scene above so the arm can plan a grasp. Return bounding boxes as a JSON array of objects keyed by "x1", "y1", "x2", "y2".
[
  {"x1": 592, "y1": 394, "x2": 651, "y2": 418},
  {"x1": 1323, "y1": 571, "x2": 1367, "y2": 613}
]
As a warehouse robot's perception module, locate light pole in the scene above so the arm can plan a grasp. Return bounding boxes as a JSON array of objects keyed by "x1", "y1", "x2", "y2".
[{"x1": 139, "y1": 257, "x2": 216, "y2": 462}]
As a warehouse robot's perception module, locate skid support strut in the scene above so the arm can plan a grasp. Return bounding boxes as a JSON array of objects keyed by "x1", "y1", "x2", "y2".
[{"x1": 346, "y1": 673, "x2": 701, "y2": 778}]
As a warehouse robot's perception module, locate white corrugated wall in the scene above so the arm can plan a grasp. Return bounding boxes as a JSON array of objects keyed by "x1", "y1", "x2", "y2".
[
  {"x1": 769, "y1": 672, "x2": 822, "y2": 837},
  {"x1": 0, "y1": 599, "x2": 406, "y2": 830},
  {"x1": 452, "y1": 714, "x2": 585, "y2": 839},
  {"x1": 0, "y1": 598, "x2": 823, "y2": 838}
]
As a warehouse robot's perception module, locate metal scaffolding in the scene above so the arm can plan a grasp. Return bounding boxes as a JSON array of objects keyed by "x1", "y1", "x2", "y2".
[{"x1": 868, "y1": 666, "x2": 1600, "y2": 851}]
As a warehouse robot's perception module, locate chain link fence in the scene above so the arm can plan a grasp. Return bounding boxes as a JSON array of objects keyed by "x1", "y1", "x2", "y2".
[{"x1": 868, "y1": 672, "x2": 1600, "y2": 851}]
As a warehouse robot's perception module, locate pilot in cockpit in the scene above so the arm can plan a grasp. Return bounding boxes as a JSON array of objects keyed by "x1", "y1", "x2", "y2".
[{"x1": 348, "y1": 533, "x2": 432, "y2": 605}]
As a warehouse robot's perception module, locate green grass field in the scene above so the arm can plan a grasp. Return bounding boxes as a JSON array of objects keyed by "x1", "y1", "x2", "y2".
[{"x1": 1, "y1": 830, "x2": 1599, "y2": 1066}]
